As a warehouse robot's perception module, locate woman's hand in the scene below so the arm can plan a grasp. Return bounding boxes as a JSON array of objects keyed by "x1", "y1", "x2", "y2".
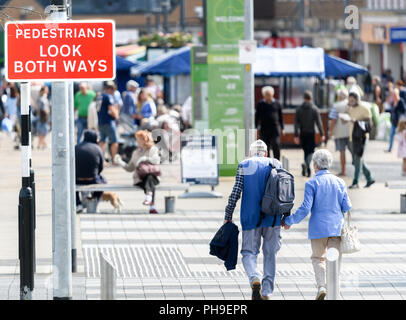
[{"x1": 114, "y1": 154, "x2": 126, "y2": 167}]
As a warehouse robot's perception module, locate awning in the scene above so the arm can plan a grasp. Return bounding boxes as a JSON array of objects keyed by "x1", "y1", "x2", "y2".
[
  {"x1": 253, "y1": 47, "x2": 368, "y2": 79},
  {"x1": 324, "y1": 53, "x2": 368, "y2": 78},
  {"x1": 253, "y1": 47, "x2": 325, "y2": 78},
  {"x1": 132, "y1": 46, "x2": 191, "y2": 77},
  {"x1": 116, "y1": 55, "x2": 139, "y2": 71}
]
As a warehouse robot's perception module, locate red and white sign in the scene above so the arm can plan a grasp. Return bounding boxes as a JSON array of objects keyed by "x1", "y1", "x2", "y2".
[
  {"x1": 263, "y1": 37, "x2": 302, "y2": 48},
  {"x1": 5, "y1": 20, "x2": 115, "y2": 81}
]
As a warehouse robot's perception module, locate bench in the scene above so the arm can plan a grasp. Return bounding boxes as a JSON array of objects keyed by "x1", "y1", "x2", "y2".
[
  {"x1": 385, "y1": 181, "x2": 406, "y2": 213},
  {"x1": 76, "y1": 183, "x2": 190, "y2": 213}
]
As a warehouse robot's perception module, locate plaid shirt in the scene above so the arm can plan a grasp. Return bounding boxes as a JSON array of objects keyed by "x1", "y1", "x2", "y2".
[{"x1": 224, "y1": 164, "x2": 244, "y2": 221}]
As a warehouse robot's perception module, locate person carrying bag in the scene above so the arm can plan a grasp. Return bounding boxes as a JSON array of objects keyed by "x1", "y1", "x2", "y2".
[{"x1": 115, "y1": 130, "x2": 161, "y2": 214}]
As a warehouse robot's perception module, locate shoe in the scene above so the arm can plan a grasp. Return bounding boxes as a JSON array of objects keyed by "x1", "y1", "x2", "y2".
[
  {"x1": 384, "y1": 149, "x2": 391, "y2": 153},
  {"x1": 316, "y1": 287, "x2": 326, "y2": 300},
  {"x1": 307, "y1": 167, "x2": 311, "y2": 177},
  {"x1": 337, "y1": 172, "x2": 345, "y2": 177},
  {"x1": 149, "y1": 208, "x2": 158, "y2": 214},
  {"x1": 349, "y1": 183, "x2": 359, "y2": 189},
  {"x1": 251, "y1": 278, "x2": 262, "y2": 300},
  {"x1": 76, "y1": 204, "x2": 83, "y2": 214},
  {"x1": 301, "y1": 164, "x2": 306, "y2": 177},
  {"x1": 364, "y1": 180, "x2": 375, "y2": 188},
  {"x1": 262, "y1": 295, "x2": 271, "y2": 300},
  {"x1": 143, "y1": 194, "x2": 153, "y2": 206}
]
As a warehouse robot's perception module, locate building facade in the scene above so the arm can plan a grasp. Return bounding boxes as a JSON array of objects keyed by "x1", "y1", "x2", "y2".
[{"x1": 361, "y1": 0, "x2": 406, "y2": 81}]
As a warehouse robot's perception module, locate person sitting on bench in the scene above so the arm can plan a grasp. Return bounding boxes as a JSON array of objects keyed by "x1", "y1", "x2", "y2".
[
  {"x1": 114, "y1": 130, "x2": 161, "y2": 214},
  {"x1": 75, "y1": 129, "x2": 106, "y2": 213}
]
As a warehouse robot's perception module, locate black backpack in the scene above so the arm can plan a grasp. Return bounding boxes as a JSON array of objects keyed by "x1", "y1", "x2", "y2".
[{"x1": 257, "y1": 161, "x2": 295, "y2": 227}]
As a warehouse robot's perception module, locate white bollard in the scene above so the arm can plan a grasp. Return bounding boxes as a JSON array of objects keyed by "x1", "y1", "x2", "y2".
[
  {"x1": 100, "y1": 253, "x2": 116, "y2": 300},
  {"x1": 326, "y1": 247, "x2": 340, "y2": 300}
]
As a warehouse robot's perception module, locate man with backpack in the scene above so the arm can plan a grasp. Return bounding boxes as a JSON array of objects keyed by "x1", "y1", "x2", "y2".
[{"x1": 224, "y1": 140, "x2": 294, "y2": 300}]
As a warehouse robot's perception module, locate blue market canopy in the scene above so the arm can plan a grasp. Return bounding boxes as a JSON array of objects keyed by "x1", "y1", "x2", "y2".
[
  {"x1": 324, "y1": 53, "x2": 368, "y2": 78},
  {"x1": 132, "y1": 46, "x2": 191, "y2": 76},
  {"x1": 116, "y1": 55, "x2": 139, "y2": 71},
  {"x1": 253, "y1": 47, "x2": 368, "y2": 79}
]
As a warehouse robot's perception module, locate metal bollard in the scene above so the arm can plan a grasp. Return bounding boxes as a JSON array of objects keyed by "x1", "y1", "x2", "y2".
[
  {"x1": 29, "y1": 169, "x2": 36, "y2": 274},
  {"x1": 400, "y1": 194, "x2": 406, "y2": 213},
  {"x1": 18, "y1": 185, "x2": 34, "y2": 300},
  {"x1": 326, "y1": 248, "x2": 340, "y2": 300},
  {"x1": 100, "y1": 253, "x2": 117, "y2": 300}
]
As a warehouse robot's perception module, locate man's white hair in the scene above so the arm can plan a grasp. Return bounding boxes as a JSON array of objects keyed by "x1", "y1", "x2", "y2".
[
  {"x1": 126, "y1": 80, "x2": 139, "y2": 90},
  {"x1": 249, "y1": 140, "x2": 267, "y2": 157},
  {"x1": 261, "y1": 86, "x2": 274, "y2": 97},
  {"x1": 312, "y1": 149, "x2": 333, "y2": 170}
]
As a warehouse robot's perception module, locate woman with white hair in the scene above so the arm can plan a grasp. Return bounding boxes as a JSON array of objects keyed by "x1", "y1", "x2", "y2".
[{"x1": 282, "y1": 149, "x2": 352, "y2": 300}]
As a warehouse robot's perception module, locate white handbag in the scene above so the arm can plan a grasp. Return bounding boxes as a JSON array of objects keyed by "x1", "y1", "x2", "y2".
[{"x1": 341, "y1": 211, "x2": 361, "y2": 254}]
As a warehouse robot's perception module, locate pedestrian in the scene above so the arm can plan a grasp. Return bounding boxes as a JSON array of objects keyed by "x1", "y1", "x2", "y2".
[
  {"x1": 97, "y1": 81, "x2": 119, "y2": 164},
  {"x1": 121, "y1": 80, "x2": 139, "y2": 123},
  {"x1": 136, "y1": 88, "x2": 157, "y2": 121},
  {"x1": 74, "y1": 82, "x2": 96, "y2": 144},
  {"x1": 294, "y1": 90, "x2": 325, "y2": 177},
  {"x1": 328, "y1": 87, "x2": 350, "y2": 176},
  {"x1": 255, "y1": 86, "x2": 284, "y2": 160},
  {"x1": 282, "y1": 149, "x2": 352, "y2": 300},
  {"x1": 4, "y1": 83, "x2": 21, "y2": 149},
  {"x1": 372, "y1": 76, "x2": 383, "y2": 112},
  {"x1": 347, "y1": 92, "x2": 375, "y2": 189},
  {"x1": 397, "y1": 116, "x2": 406, "y2": 176},
  {"x1": 36, "y1": 86, "x2": 51, "y2": 149},
  {"x1": 75, "y1": 130, "x2": 105, "y2": 213},
  {"x1": 387, "y1": 88, "x2": 406, "y2": 152},
  {"x1": 384, "y1": 81, "x2": 395, "y2": 110},
  {"x1": 395, "y1": 80, "x2": 406, "y2": 101},
  {"x1": 363, "y1": 65, "x2": 372, "y2": 100},
  {"x1": 114, "y1": 130, "x2": 161, "y2": 214},
  {"x1": 223, "y1": 140, "x2": 283, "y2": 300},
  {"x1": 346, "y1": 76, "x2": 364, "y2": 100}
]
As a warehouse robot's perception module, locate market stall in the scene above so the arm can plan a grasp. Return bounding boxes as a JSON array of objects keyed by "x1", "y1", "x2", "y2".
[{"x1": 253, "y1": 47, "x2": 368, "y2": 145}]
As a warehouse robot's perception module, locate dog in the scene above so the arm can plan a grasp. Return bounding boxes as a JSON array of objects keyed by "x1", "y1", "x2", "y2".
[{"x1": 100, "y1": 192, "x2": 124, "y2": 213}]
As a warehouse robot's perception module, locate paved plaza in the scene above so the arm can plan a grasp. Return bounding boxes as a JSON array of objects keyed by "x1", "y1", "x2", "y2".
[{"x1": 1, "y1": 132, "x2": 406, "y2": 300}]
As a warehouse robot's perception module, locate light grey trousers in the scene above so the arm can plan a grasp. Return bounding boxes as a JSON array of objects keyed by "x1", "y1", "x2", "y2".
[{"x1": 241, "y1": 226, "x2": 282, "y2": 297}]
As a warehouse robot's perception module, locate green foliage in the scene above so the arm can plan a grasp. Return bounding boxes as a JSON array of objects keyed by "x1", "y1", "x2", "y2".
[{"x1": 138, "y1": 32, "x2": 193, "y2": 48}]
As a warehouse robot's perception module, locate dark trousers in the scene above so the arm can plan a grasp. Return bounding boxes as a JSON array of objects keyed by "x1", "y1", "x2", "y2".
[
  {"x1": 76, "y1": 175, "x2": 105, "y2": 206},
  {"x1": 136, "y1": 174, "x2": 159, "y2": 204},
  {"x1": 261, "y1": 134, "x2": 281, "y2": 160},
  {"x1": 300, "y1": 132, "x2": 316, "y2": 169}
]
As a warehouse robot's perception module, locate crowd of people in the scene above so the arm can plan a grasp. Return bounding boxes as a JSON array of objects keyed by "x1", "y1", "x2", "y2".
[
  {"x1": 0, "y1": 79, "x2": 51, "y2": 150},
  {"x1": 73, "y1": 79, "x2": 192, "y2": 214}
]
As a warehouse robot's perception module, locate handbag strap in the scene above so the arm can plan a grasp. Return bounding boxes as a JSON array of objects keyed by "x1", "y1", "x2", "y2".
[{"x1": 342, "y1": 210, "x2": 351, "y2": 226}]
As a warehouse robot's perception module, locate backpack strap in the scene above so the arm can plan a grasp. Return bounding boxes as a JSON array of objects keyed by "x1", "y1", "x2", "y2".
[{"x1": 256, "y1": 161, "x2": 275, "y2": 228}]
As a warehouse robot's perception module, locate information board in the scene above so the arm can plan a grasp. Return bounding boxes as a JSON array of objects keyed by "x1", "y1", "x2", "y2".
[{"x1": 180, "y1": 135, "x2": 219, "y2": 185}]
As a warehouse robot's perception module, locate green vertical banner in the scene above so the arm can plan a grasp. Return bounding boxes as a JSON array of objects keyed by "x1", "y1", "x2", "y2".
[{"x1": 207, "y1": 0, "x2": 245, "y2": 176}]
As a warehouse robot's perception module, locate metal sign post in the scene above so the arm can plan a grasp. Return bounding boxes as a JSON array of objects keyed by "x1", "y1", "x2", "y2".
[
  {"x1": 50, "y1": 5, "x2": 72, "y2": 300},
  {"x1": 243, "y1": 0, "x2": 255, "y2": 156}
]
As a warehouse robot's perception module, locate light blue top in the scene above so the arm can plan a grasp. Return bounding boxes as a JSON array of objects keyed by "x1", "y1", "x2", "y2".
[{"x1": 284, "y1": 170, "x2": 352, "y2": 239}]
